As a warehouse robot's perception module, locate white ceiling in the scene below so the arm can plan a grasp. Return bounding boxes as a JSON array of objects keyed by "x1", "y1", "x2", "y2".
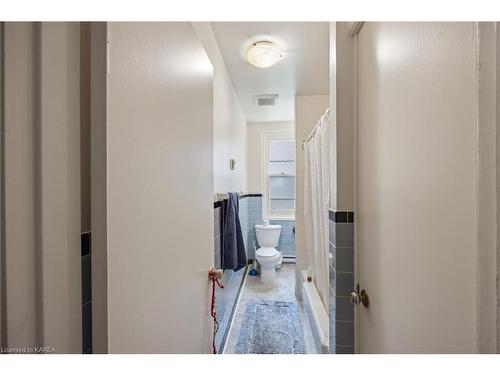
[{"x1": 211, "y1": 22, "x2": 330, "y2": 123}]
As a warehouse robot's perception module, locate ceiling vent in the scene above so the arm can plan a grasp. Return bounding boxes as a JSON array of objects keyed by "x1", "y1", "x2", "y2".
[{"x1": 254, "y1": 94, "x2": 279, "y2": 107}]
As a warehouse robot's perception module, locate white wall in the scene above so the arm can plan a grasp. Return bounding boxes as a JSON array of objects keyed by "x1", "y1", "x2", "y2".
[
  {"x1": 103, "y1": 22, "x2": 213, "y2": 353},
  {"x1": 38, "y1": 22, "x2": 82, "y2": 353},
  {"x1": 330, "y1": 22, "x2": 355, "y2": 211},
  {"x1": 247, "y1": 122, "x2": 295, "y2": 194},
  {"x1": 0, "y1": 23, "x2": 3, "y2": 347},
  {"x1": 497, "y1": 23, "x2": 500, "y2": 354},
  {"x1": 90, "y1": 22, "x2": 108, "y2": 353},
  {"x1": 1, "y1": 22, "x2": 82, "y2": 353},
  {"x1": 497, "y1": 23, "x2": 500, "y2": 352},
  {"x1": 2, "y1": 22, "x2": 38, "y2": 350},
  {"x1": 294, "y1": 95, "x2": 329, "y2": 298},
  {"x1": 80, "y1": 23, "x2": 91, "y2": 233},
  {"x1": 192, "y1": 23, "x2": 247, "y2": 195},
  {"x1": 476, "y1": 24, "x2": 499, "y2": 351},
  {"x1": 476, "y1": 22, "x2": 498, "y2": 354}
]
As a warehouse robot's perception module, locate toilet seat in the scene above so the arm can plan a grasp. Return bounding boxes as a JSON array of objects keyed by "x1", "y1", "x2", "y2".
[{"x1": 256, "y1": 247, "x2": 279, "y2": 258}]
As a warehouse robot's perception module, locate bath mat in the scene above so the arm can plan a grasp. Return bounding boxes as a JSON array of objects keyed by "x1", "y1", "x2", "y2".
[{"x1": 234, "y1": 300, "x2": 306, "y2": 354}]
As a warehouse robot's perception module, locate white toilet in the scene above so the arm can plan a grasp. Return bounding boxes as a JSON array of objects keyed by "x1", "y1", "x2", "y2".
[{"x1": 255, "y1": 221, "x2": 282, "y2": 283}]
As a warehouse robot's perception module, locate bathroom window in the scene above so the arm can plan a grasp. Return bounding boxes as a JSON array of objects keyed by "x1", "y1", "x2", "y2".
[{"x1": 262, "y1": 131, "x2": 296, "y2": 220}]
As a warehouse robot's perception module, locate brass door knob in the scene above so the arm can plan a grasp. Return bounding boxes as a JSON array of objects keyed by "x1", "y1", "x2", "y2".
[
  {"x1": 349, "y1": 289, "x2": 361, "y2": 306},
  {"x1": 349, "y1": 284, "x2": 369, "y2": 308}
]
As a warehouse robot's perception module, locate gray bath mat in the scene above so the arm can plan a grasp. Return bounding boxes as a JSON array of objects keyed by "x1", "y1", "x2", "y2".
[{"x1": 234, "y1": 300, "x2": 306, "y2": 354}]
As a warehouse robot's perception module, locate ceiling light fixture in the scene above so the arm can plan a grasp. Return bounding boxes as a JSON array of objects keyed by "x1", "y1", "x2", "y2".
[{"x1": 246, "y1": 41, "x2": 283, "y2": 68}]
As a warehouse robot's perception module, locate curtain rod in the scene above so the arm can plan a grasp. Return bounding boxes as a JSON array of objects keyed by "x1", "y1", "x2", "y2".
[{"x1": 301, "y1": 108, "x2": 330, "y2": 150}]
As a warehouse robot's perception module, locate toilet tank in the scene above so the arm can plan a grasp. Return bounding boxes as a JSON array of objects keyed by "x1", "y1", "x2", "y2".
[{"x1": 255, "y1": 224, "x2": 282, "y2": 248}]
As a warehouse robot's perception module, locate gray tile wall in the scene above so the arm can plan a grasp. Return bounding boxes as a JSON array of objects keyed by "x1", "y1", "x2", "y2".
[
  {"x1": 329, "y1": 210, "x2": 355, "y2": 354},
  {"x1": 81, "y1": 232, "x2": 92, "y2": 354}
]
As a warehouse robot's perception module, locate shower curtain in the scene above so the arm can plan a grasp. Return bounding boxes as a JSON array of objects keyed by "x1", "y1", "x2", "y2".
[{"x1": 303, "y1": 110, "x2": 330, "y2": 310}]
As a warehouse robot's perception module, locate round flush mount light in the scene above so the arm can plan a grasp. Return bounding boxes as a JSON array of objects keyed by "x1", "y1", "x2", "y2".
[{"x1": 246, "y1": 41, "x2": 283, "y2": 68}]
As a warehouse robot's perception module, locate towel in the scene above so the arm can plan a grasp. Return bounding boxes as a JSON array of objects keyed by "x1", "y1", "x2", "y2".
[{"x1": 221, "y1": 192, "x2": 247, "y2": 271}]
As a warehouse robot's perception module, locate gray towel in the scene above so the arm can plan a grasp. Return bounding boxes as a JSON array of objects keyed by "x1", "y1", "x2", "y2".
[{"x1": 221, "y1": 192, "x2": 247, "y2": 271}]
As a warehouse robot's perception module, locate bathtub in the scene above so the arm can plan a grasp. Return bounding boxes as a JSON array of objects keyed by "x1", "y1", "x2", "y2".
[{"x1": 302, "y1": 270, "x2": 329, "y2": 353}]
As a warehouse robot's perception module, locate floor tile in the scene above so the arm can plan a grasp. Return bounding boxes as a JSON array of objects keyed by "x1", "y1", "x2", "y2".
[{"x1": 223, "y1": 263, "x2": 317, "y2": 354}]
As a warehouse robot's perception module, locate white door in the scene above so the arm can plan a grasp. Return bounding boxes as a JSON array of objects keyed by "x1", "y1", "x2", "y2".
[
  {"x1": 99, "y1": 22, "x2": 214, "y2": 353},
  {"x1": 356, "y1": 23, "x2": 478, "y2": 353},
  {"x1": 2, "y1": 22, "x2": 82, "y2": 353}
]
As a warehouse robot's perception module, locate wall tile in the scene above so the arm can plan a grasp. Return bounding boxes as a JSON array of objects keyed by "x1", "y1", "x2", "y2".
[
  {"x1": 81, "y1": 232, "x2": 92, "y2": 354},
  {"x1": 335, "y1": 345, "x2": 354, "y2": 354},
  {"x1": 330, "y1": 319, "x2": 336, "y2": 350},
  {"x1": 329, "y1": 220, "x2": 336, "y2": 245},
  {"x1": 214, "y1": 250, "x2": 221, "y2": 269},
  {"x1": 81, "y1": 232, "x2": 91, "y2": 256},
  {"x1": 215, "y1": 267, "x2": 245, "y2": 352},
  {"x1": 214, "y1": 220, "x2": 221, "y2": 238},
  {"x1": 214, "y1": 207, "x2": 221, "y2": 221},
  {"x1": 82, "y1": 302, "x2": 92, "y2": 353},
  {"x1": 329, "y1": 286, "x2": 336, "y2": 352},
  {"x1": 336, "y1": 247, "x2": 354, "y2": 273},
  {"x1": 329, "y1": 242, "x2": 335, "y2": 269},
  {"x1": 336, "y1": 321, "x2": 354, "y2": 346},
  {"x1": 329, "y1": 285, "x2": 336, "y2": 310},
  {"x1": 336, "y1": 272, "x2": 354, "y2": 297},
  {"x1": 269, "y1": 218, "x2": 296, "y2": 258},
  {"x1": 214, "y1": 236, "x2": 221, "y2": 253},
  {"x1": 335, "y1": 296, "x2": 354, "y2": 322},
  {"x1": 329, "y1": 211, "x2": 355, "y2": 355},
  {"x1": 81, "y1": 254, "x2": 92, "y2": 304},
  {"x1": 335, "y1": 223, "x2": 354, "y2": 248},
  {"x1": 329, "y1": 264, "x2": 336, "y2": 291}
]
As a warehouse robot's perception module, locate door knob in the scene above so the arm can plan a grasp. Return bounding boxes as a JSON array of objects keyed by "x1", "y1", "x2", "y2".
[
  {"x1": 349, "y1": 284, "x2": 369, "y2": 308},
  {"x1": 349, "y1": 289, "x2": 361, "y2": 306}
]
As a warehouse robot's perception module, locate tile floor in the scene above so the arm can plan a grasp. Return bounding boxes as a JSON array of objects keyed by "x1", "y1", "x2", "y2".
[{"x1": 223, "y1": 263, "x2": 317, "y2": 354}]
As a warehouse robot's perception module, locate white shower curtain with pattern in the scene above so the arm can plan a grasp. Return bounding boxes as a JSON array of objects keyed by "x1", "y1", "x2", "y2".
[{"x1": 303, "y1": 110, "x2": 330, "y2": 310}]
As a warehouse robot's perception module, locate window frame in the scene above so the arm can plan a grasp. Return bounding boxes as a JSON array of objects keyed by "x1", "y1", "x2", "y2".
[{"x1": 261, "y1": 130, "x2": 296, "y2": 221}]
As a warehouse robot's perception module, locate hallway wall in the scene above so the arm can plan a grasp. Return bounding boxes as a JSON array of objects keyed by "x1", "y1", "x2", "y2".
[
  {"x1": 497, "y1": 24, "x2": 500, "y2": 353},
  {"x1": 192, "y1": 23, "x2": 247, "y2": 195},
  {"x1": 1, "y1": 22, "x2": 82, "y2": 353},
  {"x1": 328, "y1": 21, "x2": 356, "y2": 355},
  {"x1": 1, "y1": 22, "x2": 38, "y2": 351},
  {"x1": 90, "y1": 22, "x2": 108, "y2": 354},
  {"x1": 80, "y1": 22, "x2": 91, "y2": 234},
  {"x1": 330, "y1": 22, "x2": 355, "y2": 212},
  {"x1": 79, "y1": 22, "x2": 93, "y2": 354}
]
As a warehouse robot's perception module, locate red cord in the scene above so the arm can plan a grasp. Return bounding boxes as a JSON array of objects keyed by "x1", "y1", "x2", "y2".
[{"x1": 209, "y1": 270, "x2": 224, "y2": 354}]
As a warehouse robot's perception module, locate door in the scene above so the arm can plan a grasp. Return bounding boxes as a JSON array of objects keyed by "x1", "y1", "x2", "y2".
[
  {"x1": 1, "y1": 22, "x2": 82, "y2": 353},
  {"x1": 356, "y1": 23, "x2": 478, "y2": 353},
  {"x1": 96, "y1": 22, "x2": 214, "y2": 353}
]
